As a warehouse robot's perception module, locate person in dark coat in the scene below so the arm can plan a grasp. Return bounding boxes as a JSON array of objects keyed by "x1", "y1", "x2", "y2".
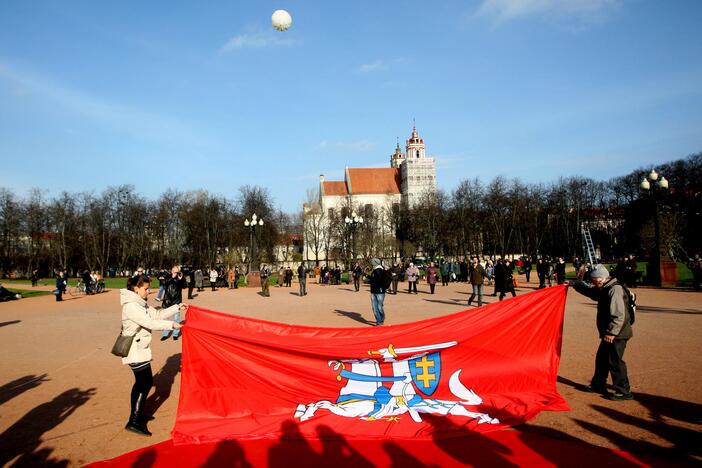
[
  {"x1": 352, "y1": 263, "x2": 363, "y2": 292},
  {"x1": 426, "y1": 262, "x2": 439, "y2": 294},
  {"x1": 297, "y1": 263, "x2": 307, "y2": 296},
  {"x1": 467, "y1": 256, "x2": 486, "y2": 307},
  {"x1": 536, "y1": 258, "x2": 548, "y2": 289},
  {"x1": 499, "y1": 260, "x2": 516, "y2": 301},
  {"x1": 523, "y1": 257, "x2": 532, "y2": 283},
  {"x1": 570, "y1": 264, "x2": 634, "y2": 401},
  {"x1": 55, "y1": 272, "x2": 67, "y2": 301},
  {"x1": 369, "y1": 258, "x2": 390, "y2": 326},
  {"x1": 492, "y1": 260, "x2": 504, "y2": 296},
  {"x1": 160, "y1": 265, "x2": 187, "y2": 341},
  {"x1": 555, "y1": 257, "x2": 567, "y2": 285}
]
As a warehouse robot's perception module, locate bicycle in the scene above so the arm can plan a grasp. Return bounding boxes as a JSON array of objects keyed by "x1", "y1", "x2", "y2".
[{"x1": 69, "y1": 281, "x2": 87, "y2": 296}]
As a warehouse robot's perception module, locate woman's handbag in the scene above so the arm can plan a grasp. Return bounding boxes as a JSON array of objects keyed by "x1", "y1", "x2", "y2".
[{"x1": 111, "y1": 326, "x2": 139, "y2": 357}]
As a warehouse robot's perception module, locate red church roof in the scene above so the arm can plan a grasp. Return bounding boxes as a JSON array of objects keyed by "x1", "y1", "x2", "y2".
[{"x1": 347, "y1": 168, "x2": 401, "y2": 194}]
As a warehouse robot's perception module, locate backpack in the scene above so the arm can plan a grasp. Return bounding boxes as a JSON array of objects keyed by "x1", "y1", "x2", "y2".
[{"x1": 619, "y1": 284, "x2": 637, "y2": 325}]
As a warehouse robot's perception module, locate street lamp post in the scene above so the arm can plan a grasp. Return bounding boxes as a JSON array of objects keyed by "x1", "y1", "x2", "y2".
[
  {"x1": 344, "y1": 212, "x2": 363, "y2": 265},
  {"x1": 640, "y1": 169, "x2": 676, "y2": 287},
  {"x1": 244, "y1": 213, "x2": 264, "y2": 287}
]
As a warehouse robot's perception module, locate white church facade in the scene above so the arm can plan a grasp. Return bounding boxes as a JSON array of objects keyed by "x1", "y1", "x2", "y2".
[{"x1": 303, "y1": 126, "x2": 436, "y2": 265}]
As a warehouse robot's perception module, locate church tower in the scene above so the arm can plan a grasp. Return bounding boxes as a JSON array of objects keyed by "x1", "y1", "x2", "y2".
[
  {"x1": 390, "y1": 139, "x2": 405, "y2": 168},
  {"x1": 399, "y1": 125, "x2": 436, "y2": 207}
]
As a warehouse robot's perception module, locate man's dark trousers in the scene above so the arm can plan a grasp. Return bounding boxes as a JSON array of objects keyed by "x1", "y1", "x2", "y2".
[{"x1": 592, "y1": 338, "x2": 630, "y2": 394}]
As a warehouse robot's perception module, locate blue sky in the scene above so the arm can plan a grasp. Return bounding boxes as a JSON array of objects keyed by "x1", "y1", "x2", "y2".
[{"x1": 1, "y1": 0, "x2": 701, "y2": 211}]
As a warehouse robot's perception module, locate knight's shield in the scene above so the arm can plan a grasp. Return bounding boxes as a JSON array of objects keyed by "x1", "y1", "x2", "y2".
[{"x1": 409, "y1": 352, "x2": 441, "y2": 396}]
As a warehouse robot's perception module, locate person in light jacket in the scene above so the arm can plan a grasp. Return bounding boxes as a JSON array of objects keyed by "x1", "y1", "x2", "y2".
[
  {"x1": 406, "y1": 263, "x2": 419, "y2": 294},
  {"x1": 120, "y1": 275, "x2": 186, "y2": 436}
]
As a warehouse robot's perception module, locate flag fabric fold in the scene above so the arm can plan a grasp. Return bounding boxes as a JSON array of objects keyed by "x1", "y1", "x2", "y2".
[{"x1": 172, "y1": 285, "x2": 569, "y2": 445}]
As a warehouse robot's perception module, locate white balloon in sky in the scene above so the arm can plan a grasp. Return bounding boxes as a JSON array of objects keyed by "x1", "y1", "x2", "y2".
[{"x1": 271, "y1": 10, "x2": 292, "y2": 32}]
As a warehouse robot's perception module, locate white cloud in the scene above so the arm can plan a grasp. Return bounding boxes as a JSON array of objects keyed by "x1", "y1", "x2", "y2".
[
  {"x1": 475, "y1": 0, "x2": 621, "y2": 24},
  {"x1": 315, "y1": 140, "x2": 375, "y2": 152},
  {"x1": 220, "y1": 31, "x2": 296, "y2": 52},
  {"x1": 357, "y1": 60, "x2": 386, "y2": 73}
]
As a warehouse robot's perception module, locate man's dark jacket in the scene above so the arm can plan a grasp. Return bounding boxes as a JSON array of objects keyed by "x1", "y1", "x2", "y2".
[
  {"x1": 369, "y1": 268, "x2": 390, "y2": 294},
  {"x1": 162, "y1": 275, "x2": 186, "y2": 308}
]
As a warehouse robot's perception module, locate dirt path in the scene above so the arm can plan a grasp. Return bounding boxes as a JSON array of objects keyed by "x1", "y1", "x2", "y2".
[{"x1": 0, "y1": 277, "x2": 700, "y2": 466}]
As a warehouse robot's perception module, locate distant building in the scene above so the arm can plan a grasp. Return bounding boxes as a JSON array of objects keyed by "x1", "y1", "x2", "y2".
[{"x1": 303, "y1": 125, "x2": 437, "y2": 265}]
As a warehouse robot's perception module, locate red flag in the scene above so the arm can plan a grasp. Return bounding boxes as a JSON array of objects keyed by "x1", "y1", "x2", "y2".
[{"x1": 172, "y1": 286, "x2": 569, "y2": 445}]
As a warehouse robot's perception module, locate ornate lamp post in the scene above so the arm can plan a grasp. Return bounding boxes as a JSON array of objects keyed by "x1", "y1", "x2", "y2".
[
  {"x1": 344, "y1": 212, "x2": 363, "y2": 265},
  {"x1": 244, "y1": 213, "x2": 264, "y2": 287},
  {"x1": 640, "y1": 169, "x2": 676, "y2": 287}
]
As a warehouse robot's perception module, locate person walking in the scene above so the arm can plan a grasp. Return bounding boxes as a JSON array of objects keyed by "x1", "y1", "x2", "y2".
[
  {"x1": 499, "y1": 260, "x2": 517, "y2": 301},
  {"x1": 555, "y1": 257, "x2": 567, "y2": 285},
  {"x1": 467, "y1": 256, "x2": 486, "y2": 307},
  {"x1": 187, "y1": 268, "x2": 195, "y2": 300},
  {"x1": 119, "y1": 274, "x2": 186, "y2": 436},
  {"x1": 55, "y1": 272, "x2": 67, "y2": 302},
  {"x1": 406, "y1": 263, "x2": 419, "y2": 294},
  {"x1": 426, "y1": 262, "x2": 439, "y2": 294},
  {"x1": 440, "y1": 261, "x2": 450, "y2": 286},
  {"x1": 369, "y1": 258, "x2": 390, "y2": 326},
  {"x1": 154, "y1": 269, "x2": 167, "y2": 302},
  {"x1": 524, "y1": 257, "x2": 532, "y2": 283},
  {"x1": 570, "y1": 264, "x2": 634, "y2": 401},
  {"x1": 194, "y1": 268, "x2": 203, "y2": 292},
  {"x1": 260, "y1": 264, "x2": 271, "y2": 297},
  {"x1": 536, "y1": 258, "x2": 548, "y2": 289},
  {"x1": 233, "y1": 267, "x2": 240, "y2": 289},
  {"x1": 352, "y1": 263, "x2": 363, "y2": 292},
  {"x1": 160, "y1": 266, "x2": 187, "y2": 341},
  {"x1": 31, "y1": 270, "x2": 39, "y2": 287},
  {"x1": 390, "y1": 262, "x2": 401, "y2": 294},
  {"x1": 228, "y1": 269, "x2": 235, "y2": 289},
  {"x1": 209, "y1": 268, "x2": 218, "y2": 291},
  {"x1": 297, "y1": 263, "x2": 308, "y2": 296},
  {"x1": 492, "y1": 260, "x2": 504, "y2": 296}
]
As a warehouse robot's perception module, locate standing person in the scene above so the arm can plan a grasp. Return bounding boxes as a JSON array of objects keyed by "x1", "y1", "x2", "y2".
[
  {"x1": 555, "y1": 257, "x2": 567, "y2": 285},
  {"x1": 82, "y1": 270, "x2": 94, "y2": 295},
  {"x1": 573, "y1": 257, "x2": 582, "y2": 273},
  {"x1": 369, "y1": 258, "x2": 389, "y2": 326},
  {"x1": 570, "y1": 264, "x2": 634, "y2": 401},
  {"x1": 352, "y1": 263, "x2": 363, "y2": 292},
  {"x1": 406, "y1": 263, "x2": 419, "y2": 294},
  {"x1": 426, "y1": 262, "x2": 439, "y2": 294},
  {"x1": 459, "y1": 260, "x2": 468, "y2": 283},
  {"x1": 499, "y1": 260, "x2": 517, "y2": 301},
  {"x1": 467, "y1": 256, "x2": 486, "y2": 307},
  {"x1": 536, "y1": 258, "x2": 548, "y2": 289},
  {"x1": 297, "y1": 263, "x2": 308, "y2": 296},
  {"x1": 55, "y1": 271, "x2": 67, "y2": 302},
  {"x1": 233, "y1": 267, "x2": 240, "y2": 289},
  {"x1": 689, "y1": 253, "x2": 702, "y2": 291},
  {"x1": 524, "y1": 257, "x2": 532, "y2": 284},
  {"x1": 160, "y1": 266, "x2": 187, "y2": 341},
  {"x1": 440, "y1": 261, "x2": 450, "y2": 286},
  {"x1": 194, "y1": 268, "x2": 203, "y2": 292},
  {"x1": 187, "y1": 268, "x2": 195, "y2": 300},
  {"x1": 260, "y1": 264, "x2": 271, "y2": 297},
  {"x1": 485, "y1": 260, "x2": 494, "y2": 286},
  {"x1": 390, "y1": 262, "x2": 401, "y2": 294},
  {"x1": 492, "y1": 260, "x2": 504, "y2": 296},
  {"x1": 209, "y1": 268, "x2": 218, "y2": 291},
  {"x1": 119, "y1": 274, "x2": 186, "y2": 436},
  {"x1": 228, "y1": 268, "x2": 235, "y2": 289},
  {"x1": 624, "y1": 255, "x2": 638, "y2": 288},
  {"x1": 285, "y1": 267, "x2": 294, "y2": 287},
  {"x1": 31, "y1": 270, "x2": 39, "y2": 287},
  {"x1": 155, "y1": 269, "x2": 167, "y2": 302}
]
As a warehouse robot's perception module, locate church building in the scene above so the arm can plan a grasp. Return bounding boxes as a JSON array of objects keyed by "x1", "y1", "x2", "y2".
[{"x1": 318, "y1": 125, "x2": 436, "y2": 214}]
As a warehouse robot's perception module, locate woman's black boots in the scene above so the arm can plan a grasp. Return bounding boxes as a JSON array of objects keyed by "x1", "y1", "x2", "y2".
[{"x1": 125, "y1": 392, "x2": 152, "y2": 436}]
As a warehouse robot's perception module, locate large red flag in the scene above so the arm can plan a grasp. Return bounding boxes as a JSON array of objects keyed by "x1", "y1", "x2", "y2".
[{"x1": 172, "y1": 286, "x2": 569, "y2": 445}]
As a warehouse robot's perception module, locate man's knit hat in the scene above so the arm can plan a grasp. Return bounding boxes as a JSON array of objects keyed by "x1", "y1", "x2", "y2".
[
  {"x1": 590, "y1": 264, "x2": 609, "y2": 279},
  {"x1": 371, "y1": 258, "x2": 382, "y2": 268}
]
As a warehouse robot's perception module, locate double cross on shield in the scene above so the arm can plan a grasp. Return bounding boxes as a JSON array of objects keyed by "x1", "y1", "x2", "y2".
[{"x1": 408, "y1": 352, "x2": 441, "y2": 396}]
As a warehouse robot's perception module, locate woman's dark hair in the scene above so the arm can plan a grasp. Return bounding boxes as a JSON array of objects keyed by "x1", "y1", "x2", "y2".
[{"x1": 127, "y1": 274, "x2": 151, "y2": 291}]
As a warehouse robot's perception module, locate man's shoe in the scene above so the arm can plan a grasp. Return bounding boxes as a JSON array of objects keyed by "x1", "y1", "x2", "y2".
[
  {"x1": 173, "y1": 335, "x2": 179, "y2": 341},
  {"x1": 160, "y1": 336, "x2": 169, "y2": 341},
  {"x1": 608, "y1": 392, "x2": 634, "y2": 401},
  {"x1": 584, "y1": 385, "x2": 607, "y2": 394}
]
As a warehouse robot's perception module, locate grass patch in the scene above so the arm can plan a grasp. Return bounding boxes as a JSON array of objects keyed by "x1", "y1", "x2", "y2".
[{"x1": 6, "y1": 288, "x2": 52, "y2": 298}]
